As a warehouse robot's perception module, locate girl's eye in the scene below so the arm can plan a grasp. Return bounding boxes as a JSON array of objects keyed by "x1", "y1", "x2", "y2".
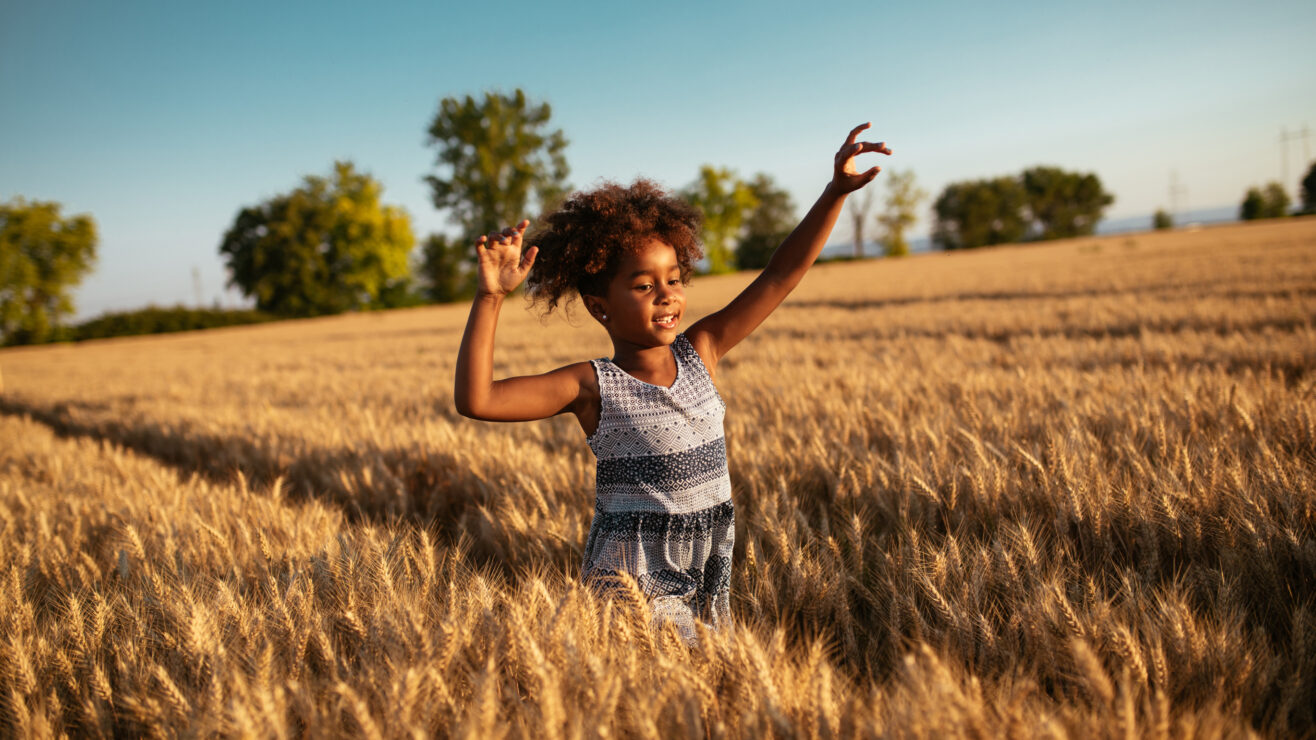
[{"x1": 635, "y1": 284, "x2": 652, "y2": 292}]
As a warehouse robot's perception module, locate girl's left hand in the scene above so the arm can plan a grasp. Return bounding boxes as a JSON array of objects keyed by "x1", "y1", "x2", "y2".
[{"x1": 831, "y1": 122, "x2": 892, "y2": 194}]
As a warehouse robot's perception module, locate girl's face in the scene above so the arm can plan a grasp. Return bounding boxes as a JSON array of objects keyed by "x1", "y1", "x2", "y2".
[{"x1": 588, "y1": 238, "x2": 686, "y2": 347}]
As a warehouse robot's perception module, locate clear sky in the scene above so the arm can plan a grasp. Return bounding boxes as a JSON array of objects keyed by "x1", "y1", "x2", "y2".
[{"x1": 2, "y1": 0, "x2": 1314, "y2": 318}]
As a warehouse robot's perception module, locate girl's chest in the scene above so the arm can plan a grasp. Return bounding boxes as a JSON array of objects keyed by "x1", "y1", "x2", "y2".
[{"x1": 588, "y1": 379, "x2": 726, "y2": 459}]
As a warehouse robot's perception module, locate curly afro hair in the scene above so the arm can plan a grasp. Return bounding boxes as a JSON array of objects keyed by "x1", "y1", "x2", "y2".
[{"x1": 525, "y1": 179, "x2": 703, "y2": 315}]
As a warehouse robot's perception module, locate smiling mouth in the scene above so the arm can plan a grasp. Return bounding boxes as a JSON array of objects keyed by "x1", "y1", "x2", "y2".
[{"x1": 653, "y1": 314, "x2": 678, "y2": 329}]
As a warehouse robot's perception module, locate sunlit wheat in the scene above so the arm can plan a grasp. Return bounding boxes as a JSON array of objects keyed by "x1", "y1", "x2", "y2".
[{"x1": 1, "y1": 219, "x2": 1313, "y2": 736}]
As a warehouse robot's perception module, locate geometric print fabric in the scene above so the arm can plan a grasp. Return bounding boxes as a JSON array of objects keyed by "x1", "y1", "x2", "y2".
[{"x1": 583, "y1": 333, "x2": 735, "y2": 639}]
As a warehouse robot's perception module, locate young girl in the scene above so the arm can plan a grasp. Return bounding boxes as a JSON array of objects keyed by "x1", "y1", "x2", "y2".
[{"x1": 455, "y1": 123, "x2": 891, "y2": 640}]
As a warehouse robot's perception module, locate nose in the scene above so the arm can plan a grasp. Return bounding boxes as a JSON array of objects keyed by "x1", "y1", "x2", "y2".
[{"x1": 655, "y1": 282, "x2": 678, "y2": 303}]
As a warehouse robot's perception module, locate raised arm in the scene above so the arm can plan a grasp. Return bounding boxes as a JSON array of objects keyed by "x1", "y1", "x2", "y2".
[
  {"x1": 687, "y1": 123, "x2": 891, "y2": 369},
  {"x1": 454, "y1": 220, "x2": 588, "y2": 421}
]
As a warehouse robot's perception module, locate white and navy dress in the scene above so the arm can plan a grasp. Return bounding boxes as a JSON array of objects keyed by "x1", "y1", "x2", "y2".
[{"x1": 583, "y1": 333, "x2": 734, "y2": 638}]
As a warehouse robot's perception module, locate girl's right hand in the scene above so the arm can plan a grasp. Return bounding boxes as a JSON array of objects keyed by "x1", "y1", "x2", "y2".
[
  {"x1": 475, "y1": 219, "x2": 539, "y2": 297},
  {"x1": 830, "y1": 122, "x2": 892, "y2": 195}
]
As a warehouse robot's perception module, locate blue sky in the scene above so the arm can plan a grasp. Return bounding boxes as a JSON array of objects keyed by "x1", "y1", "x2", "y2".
[{"x1": 2, "y1": 0, "x2": 1313, "y2": 317}]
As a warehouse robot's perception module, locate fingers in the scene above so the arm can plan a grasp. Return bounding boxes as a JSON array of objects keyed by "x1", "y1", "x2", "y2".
[
  {"x1": 520, "y1": 245, "x2": 539, "y2": 271},
  {"x1": 838, "y1": 141, "x2": 892, "y2": 161},
  {"x1": 501, "y1": 220, "x2": 530, "y2": 240},
  {"x1": 478, "y1": 219, "x2": 531, "y2": 250},
  {"x1": 844, "y1": 122, "x2": 871, "y2": 146},
  {"x1": 476, "y1": 232, "x2": 510, "y2": 261}
]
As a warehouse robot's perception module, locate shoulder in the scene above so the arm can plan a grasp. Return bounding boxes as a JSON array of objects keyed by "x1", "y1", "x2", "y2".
[
  {"x1": 557, "y1": 360, "x2": 600, "y2": 406},
  {"x1": 553, "y1": 360, "x2": 600, "y2": 391},
  {"x1": 519, "y1": 361, "x2": 599, "y2": 411},
  {"x1": 678, "y1": 330, "x2": 719, "y2": 381}
]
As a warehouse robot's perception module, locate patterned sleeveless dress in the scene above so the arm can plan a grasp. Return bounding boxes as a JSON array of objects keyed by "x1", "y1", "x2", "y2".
[{"x1": 583, "y1": 333, "x2": 734, "y2": 639}]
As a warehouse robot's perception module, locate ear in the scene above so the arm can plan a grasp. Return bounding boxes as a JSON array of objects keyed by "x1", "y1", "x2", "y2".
[{"x1": 581, "y1": 294, "x2": 609, "y2": 323}]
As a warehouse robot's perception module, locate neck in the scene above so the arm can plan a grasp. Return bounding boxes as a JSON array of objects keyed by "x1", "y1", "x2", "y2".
[{"x1": 609, "y1": 338, "x2": 677, "y2": 381}]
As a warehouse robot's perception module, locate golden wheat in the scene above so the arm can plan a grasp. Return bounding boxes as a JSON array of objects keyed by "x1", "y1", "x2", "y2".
[{"x1": 1, "y1": 218, "x2": 1314, "y2": 737}]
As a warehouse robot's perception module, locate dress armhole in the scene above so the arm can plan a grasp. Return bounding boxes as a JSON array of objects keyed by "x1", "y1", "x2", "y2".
[
  {"x1": 585, "y1": 359, "x2": 609, "y2": 442},
  {"x1": 676, "y1": 333, "x2": 726, "y2": 412},
  {"x1": 676, "y1": 333, "x2": 714, "y2": 383}
]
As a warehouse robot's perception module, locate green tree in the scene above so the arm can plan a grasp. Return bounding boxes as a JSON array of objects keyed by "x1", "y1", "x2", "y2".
[
  {"x1": 1302, "y1": 162, "x2": 1316, "y2": 214},
  {"x1": 417, "y1": 233, "x2": 472, "y2": 303},
  {"x1": 219, "y1": 161, "x2": 414, "y2": 317},
  {"x1": 1240, "y1": 189, "x2": 1264, "y2": 220},
  {"x1": 1267, "y1": 182, "x2": 1293, "y2": 216},
  {"x1": 932, "y1": 177, "x2": 1027, "y2": 250},
  {"x1": 1240, "y1": 182, "x2": 1291, "y2": 220},
  {"x1": 0, "y1": 198, "x2": 97, "y2": 345},
  {"x1": 1153, "y1": 209, "x2": 1174, "y2": 230},
  {"x1": 682, "y1": 166, "x2": 757, "y2": 273},
  {"x1": 877, "y1": 169, "x2": 927, "y2": 257},
  {"x1": 1021, "y1": 165, "x2": 1113, "y2": 240},
  {"x1": 425, "y1": 89, "x2": 569, "y2": 245},
  {"x1": 735, "y1": 173, "x2": 796, "y2": 270}
]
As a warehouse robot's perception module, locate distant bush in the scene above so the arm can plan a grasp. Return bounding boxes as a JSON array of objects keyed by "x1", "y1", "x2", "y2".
[
  {"x1": 1153, "y1": 209, "x2": 1173, "y2": 230},
  {"x1": 1240, "y1": 182, "x2": 1290, "y2": 220},
  {"x1": 932, "y1": 166, "x2": 1113, "y2": 250},
  {"x1": 71, "y1": 305, "x2": 277, "y2": 342}
]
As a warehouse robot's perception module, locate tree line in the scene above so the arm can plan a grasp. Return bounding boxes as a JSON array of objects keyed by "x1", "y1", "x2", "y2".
[
  {"x1": 0, "y1": 90, "x2": 920, "y2": 344},
  {"x1": 8, "y1": 87, "x2": 1316, "y2": 345}
]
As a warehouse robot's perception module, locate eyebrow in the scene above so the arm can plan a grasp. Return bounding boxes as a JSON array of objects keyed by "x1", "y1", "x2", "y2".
[{"x1": 628, "y1": 266, "x2": 681, "y2": 279}]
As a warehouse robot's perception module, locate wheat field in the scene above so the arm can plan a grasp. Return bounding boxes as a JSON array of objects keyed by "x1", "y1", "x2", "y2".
[{"x1": 1, "y1": 218, "x2": 1314, "y2": 738}]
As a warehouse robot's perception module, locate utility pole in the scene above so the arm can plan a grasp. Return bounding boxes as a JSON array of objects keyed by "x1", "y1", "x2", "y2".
[
  {"x1": 1168, "y1": 170, "x2": 1187, "y2": 223},
  {"x1": 849, "y1": 188, "x2": 873, "y2": 258},
  {"x1": 192, "y1": 267, "x2": 203, "y2": 308},
  {"x1": 1280, "y1": 126, "x2": 1311, "y2": 192}
]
